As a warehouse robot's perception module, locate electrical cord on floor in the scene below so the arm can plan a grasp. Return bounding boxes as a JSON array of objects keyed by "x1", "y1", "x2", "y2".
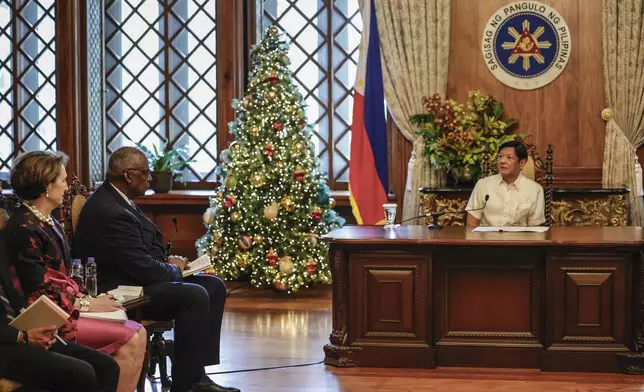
[{"x1": 149, "y1": 359, "x2": 325, "y2": 383}]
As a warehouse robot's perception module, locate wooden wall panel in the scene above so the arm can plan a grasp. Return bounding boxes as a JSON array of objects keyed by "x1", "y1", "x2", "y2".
[{"x1": 444, "y1": 0, "x2": 605, "y2": 186}]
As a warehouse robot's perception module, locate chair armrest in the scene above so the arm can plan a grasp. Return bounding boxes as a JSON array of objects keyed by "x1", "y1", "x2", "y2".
[{"x1": 124, "y1": 295, "x2": 151, "y2": 321}]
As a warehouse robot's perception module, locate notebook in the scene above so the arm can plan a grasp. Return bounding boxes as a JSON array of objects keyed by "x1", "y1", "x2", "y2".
[
  {"x1": 107, "y1": 286, "x2": 143, "y2": 304},
  {"x1": 8, "y1": 295, "x2": 70, "y2": 331},
  {"x1": 79, "y1": 309, "x2": 128, "y2": 323},
  {"x1": 182, "y1": 254, "x2": 213, "y2": 277}
]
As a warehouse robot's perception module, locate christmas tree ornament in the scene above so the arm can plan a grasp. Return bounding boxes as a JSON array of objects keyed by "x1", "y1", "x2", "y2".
[
  {"x1": 242, "y1": 95, "x2": 253, "y2": 109},
  {"x1": 267, "y1": 91, "x2": 277, "y2": 100},
  {"x1": 253, "y1": 234, "x2": 264, "y2": 245},
  {"x1": 328, "y1": 198, "x2": 336, "y2": 209},
  {"x1": 273, "y1": 281, "x2": 287, "y2": 291},
  {"x1": 209, "y1": 246, "x2": 218, "y2": 258},
  {"x1": 291, "y1": 141, "x2": 305, "y2": 153},
  {"x1": 250, "y1": 172, "x2": 265, "y2": 187},
  {"x1": 266, "y1": 249, "x2": 278, "y2": 266},
  {"x1": 220, "y1": 149, "x2": 232, "y2": 163},
  {"x1": 305, "y1": 257, "x2": 317, "y2": 275},
  {"x1": 280, "y1": 55, "x2": 290, "y2": 65},
  {"x1": 224, "y1": 195, "x2": 236, "y2": 209},
  {"x1": 215, "y1": 192, "x2": 224, "y2": 200},
  {"x1": 268, "y1": 26, "x2": 279, "y2": 36},
  {"x1": 278, "y1": 256, "x2": 294, "y2": 275},
  {"x1": 281, "y1": 196, "x2": 294, "y2": 212},
  {"x1": 294, "y1": 167, "x2": 305, "y2": 182},
  {"x1": 249, "y1": 127, "x2": 259, "y2": 137},
  {"x1": 231, "y1": 211, "x2": 242, "y2": 222},
  {"x1": 310, "y1": 205, "x2": 322, "y2": 219},
  {"x1": 229, "y1": 141, "x2": 238, "y2": 151},
  {"x1": 263, "y1": 202, "x2": 280, "y2": 220},
  {"x1": 213, "y1": 231, "x2": 222, "y2": 243},
  {"x1": 236, "y1": 252, "x2": 250, "y2": 268},
  {"x1": 264, "y1": 143, "x2": 275, "y2": 157},
  {"x1": 272, "y1": 121, "x2": 283, "y2": 132},
  {"x1": 203, "y1": 207, "x2": 217, "y2": 225},
  {"x1": 302, "y1": 233, "x2": 318, "y2": 248},
  {"x1": 238, "y1": 235, "x2": 252, "y2": 250},
  {"x1": 275, "y1": 160, "x2": 284, "y2": 170},
  {"x1": 225, "y1": 175, "x2": 237, "y2": 189}
]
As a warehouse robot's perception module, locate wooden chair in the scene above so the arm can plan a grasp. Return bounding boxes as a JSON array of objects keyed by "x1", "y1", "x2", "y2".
[
  {"x1": 60, "y1": 175, "x2": 175, "y2": 390},
  {"x1": 481, "y1": 137, "x2": 555, "y2": 226}
]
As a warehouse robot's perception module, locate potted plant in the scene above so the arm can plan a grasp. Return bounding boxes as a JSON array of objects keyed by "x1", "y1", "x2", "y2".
[
  {"x1": 411, "y1": 90, "x2": 525, "y2": 185},
  {"x1": 136, "y1": 140, "x2": 194, "y2": 193}
]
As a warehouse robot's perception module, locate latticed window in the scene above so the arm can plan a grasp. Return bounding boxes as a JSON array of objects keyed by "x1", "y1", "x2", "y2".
[
  {"x1": 263, "y1": 0, "x2": 362, "y2": 190},
  {"x1": 0, "y1": 0, "x2": 57, "y2": 175},
  {"x1": 105, "y1": 0, "x2": 217, "y2": 182}
]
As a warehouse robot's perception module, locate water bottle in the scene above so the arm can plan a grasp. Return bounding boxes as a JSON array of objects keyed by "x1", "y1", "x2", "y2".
[
  {"x1": 70, "y1": 259, "x2": 84, "y2": 289},
  {"x1": 85, "y1": 257, "x2": 98, "y2": 298}
]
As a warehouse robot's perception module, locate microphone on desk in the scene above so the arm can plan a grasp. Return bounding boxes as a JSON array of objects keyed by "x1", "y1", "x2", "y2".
[
  {"x1": 165, "y1": 217, "x2": 179, "y2": 258},
  {"x1": 397, "y1": 194, "x2": 490, "y2": 230}
]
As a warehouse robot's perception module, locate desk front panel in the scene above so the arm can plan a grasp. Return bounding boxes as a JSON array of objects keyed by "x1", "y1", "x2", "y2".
[{"x1": 328, "y1": 243, "x2": 638, "y2": 372}]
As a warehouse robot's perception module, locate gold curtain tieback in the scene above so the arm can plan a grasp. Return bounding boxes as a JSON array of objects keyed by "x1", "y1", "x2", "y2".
[{"x1": 601, "y1": 108, "x2": 614, "y2": 121}]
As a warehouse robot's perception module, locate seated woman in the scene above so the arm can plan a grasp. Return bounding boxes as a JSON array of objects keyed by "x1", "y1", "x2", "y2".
[{"x1": 3, "y1": 151, "x2": 147, "y2": 392}]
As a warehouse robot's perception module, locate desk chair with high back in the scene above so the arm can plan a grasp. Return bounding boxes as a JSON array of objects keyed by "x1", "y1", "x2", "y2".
[{"x1": 60, "y1": 175, "x2": 175, "y2": 391}]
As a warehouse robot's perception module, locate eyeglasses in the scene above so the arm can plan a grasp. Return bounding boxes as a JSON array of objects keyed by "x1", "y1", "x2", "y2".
[{"x1": 123, "y1": 168, "x2": 152, "y2": 177}]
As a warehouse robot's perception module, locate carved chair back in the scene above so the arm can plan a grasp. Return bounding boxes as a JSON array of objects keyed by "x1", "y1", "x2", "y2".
[{"x1": 59, "y1": 174, "x2": 97, "y2": 248}]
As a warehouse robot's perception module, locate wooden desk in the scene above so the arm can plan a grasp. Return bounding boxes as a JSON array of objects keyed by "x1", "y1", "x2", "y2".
[{"x1": 322, "y1": 226, "x2": 644, "y2": 373}]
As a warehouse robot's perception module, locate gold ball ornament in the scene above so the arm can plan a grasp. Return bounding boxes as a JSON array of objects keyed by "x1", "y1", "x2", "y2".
[
  {"x1": 235, "y1": 252, "x2": 250, "y2": 268},
  {"x1": 249, "y1": 127, "x2": 259, "y2": 137},
  {"x1": 328, "y1": 198, "x2": 336, "y2": 209},
  {"x1": 281, "y1": 196, "x2": 295, "y2": 212},
  {"x1": 267, "y1": 91, "x2": 277, "y2": 101},
  {"x1": 231, "y1": 211, "x2": 242, "y2": 222},
  {"x1": 225, "y1": 175, "x2": 237, "y2": 189},
  {"x1": 275, "y1": 161, "x2": 284, "y2": 170},
  {"x1": 278, "y1": 256, "x2": 294, "y2": 275},
  {"x1": 215, "y1": 192, "x2": 224, "y2": 200},
  {"x1": 213, "y1": 231, "x2": 222, "y2": 243},
  {"x1": 263, "y1": 202, "x2": 280, "y2": 220},
  {"x1": 292, "y1": 142, "x2": 305, "y2": 153},
  {"x1": 202, "y1": 207, "x2": 216, "y2": 225},
  {"x1": 302, "y1": 233, "x2": 318, "y2": 248},
  {"x1": 250, "y1": 172, "x2": 265, "y2": 187},
  {"x1": 253, "y1": 234, "x2": 264, "y2": 245},
  {"x1": 268, "y1": 26, "x2": 279, "y2": 36}
]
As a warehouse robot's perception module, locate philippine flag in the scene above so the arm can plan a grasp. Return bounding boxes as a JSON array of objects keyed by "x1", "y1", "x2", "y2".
[{"x1": 349, "y1": 0, "x2": 388, "y2": 225}]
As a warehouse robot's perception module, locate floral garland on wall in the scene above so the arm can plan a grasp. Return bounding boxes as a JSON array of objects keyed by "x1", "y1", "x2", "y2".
[{"x1": 410, "y1": 90, "x2": 527, "y2": 184}]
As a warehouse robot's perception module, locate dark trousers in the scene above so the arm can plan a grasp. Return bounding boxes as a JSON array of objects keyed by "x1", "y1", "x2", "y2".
[
  {"x1": 142, "y1": 274, "x2": 227, "y2": 392},
  {"x1": 0, "y1": 340, "x2": 119, "y2": 392}
]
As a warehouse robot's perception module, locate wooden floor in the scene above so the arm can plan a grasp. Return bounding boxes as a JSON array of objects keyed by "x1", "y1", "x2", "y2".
[{"x1": 146, "y1": 285, "x2": 644, "y2": 392}]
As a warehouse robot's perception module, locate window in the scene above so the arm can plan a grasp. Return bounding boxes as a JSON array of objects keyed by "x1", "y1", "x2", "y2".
[
  {"x1": 263, "y1": 0, "x2": 362, "y2": 190},
  {"x1": 105, "y1": 0, "x2": 217, "y2": 183},
  {"x1": 0, "y1": 0, "x2": 57, "y2": 175}
]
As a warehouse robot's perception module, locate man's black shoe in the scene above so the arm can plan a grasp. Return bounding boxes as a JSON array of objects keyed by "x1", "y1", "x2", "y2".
[{"x1": 190, "y1": 376, "x2": 240, "y2": 392}]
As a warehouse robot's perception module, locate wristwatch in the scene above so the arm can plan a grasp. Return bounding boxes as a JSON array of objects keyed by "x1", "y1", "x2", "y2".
[{"x1": 79, "y1": 296, "x2": 90, "y2": 312}]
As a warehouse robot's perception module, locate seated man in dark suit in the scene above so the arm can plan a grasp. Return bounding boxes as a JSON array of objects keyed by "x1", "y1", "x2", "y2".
[
  {"x1": 73, "y1": 147, "x2": 238, "y2": 392},
  {"x1": 0, "y1": 238, "x2": 119, "y2": 392}
]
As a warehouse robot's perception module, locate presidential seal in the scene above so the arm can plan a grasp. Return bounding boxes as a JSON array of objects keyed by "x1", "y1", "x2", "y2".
[{"x1": 481, "y1": 1, "x2": 571, "y2": 90}]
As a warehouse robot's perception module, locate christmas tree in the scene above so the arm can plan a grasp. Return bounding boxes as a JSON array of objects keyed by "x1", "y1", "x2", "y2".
[{"x1": 196, "y1": 26, "x2": 345, "y2": 292}]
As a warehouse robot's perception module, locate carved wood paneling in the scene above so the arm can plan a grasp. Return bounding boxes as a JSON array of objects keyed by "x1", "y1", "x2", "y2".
[
  {"x1": 349, "y1": 252, "x2": 430, "y2": 346},
  {"x1": 435, "y1": 250, "x2": 541, "y2": 346},
  {"x1": 547, "y1": 254, "x2": 631, "y2": 350}
]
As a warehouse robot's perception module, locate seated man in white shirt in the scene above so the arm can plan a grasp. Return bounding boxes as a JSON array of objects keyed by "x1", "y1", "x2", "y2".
[{"x1": 466, "y1": 140, "x2": 545, "y2": 227}]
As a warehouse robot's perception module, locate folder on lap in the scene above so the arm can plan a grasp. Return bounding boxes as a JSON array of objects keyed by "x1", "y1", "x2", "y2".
[{"x1": 8, "y1": 295, "x2": 70, "y2": 331}]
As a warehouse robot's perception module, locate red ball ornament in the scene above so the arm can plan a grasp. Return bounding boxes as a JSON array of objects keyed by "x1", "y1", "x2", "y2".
[
  {"x1": 294, "y1": 169, "x2": 305, "y2": 182},
  {"x1": 267, "y1": 249, "x2": 278, "y2": 266},
  {"x1": 267, "y1": 73, "x2": 278, "y2": 84},
  {"x1": 224, "y1": 195, "x2": 236, "y2": 209},
  {"x1": 305, "y1": 258, "x2": 317, "y2": 275},
  {"x1": 238, "y1": 235, "x2": 252, "y2": 250},
  {"x1": 264, "y1": 143, "x2": 274, "y2": 157},
  {"x1": 310, "y1": 205, "x2": 322, "y2": 220},
  {"x1": 272, "y1": 122, "x2": 283, "y2": 132},
  {"x1": 273, "y1": 281, "x2": 287, "y2": 291}
]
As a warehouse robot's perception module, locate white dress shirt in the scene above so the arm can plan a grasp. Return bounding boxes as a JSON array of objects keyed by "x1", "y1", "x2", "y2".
[{"x1": 466, "y1": 174, "x2": 545, "y2": 226}]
